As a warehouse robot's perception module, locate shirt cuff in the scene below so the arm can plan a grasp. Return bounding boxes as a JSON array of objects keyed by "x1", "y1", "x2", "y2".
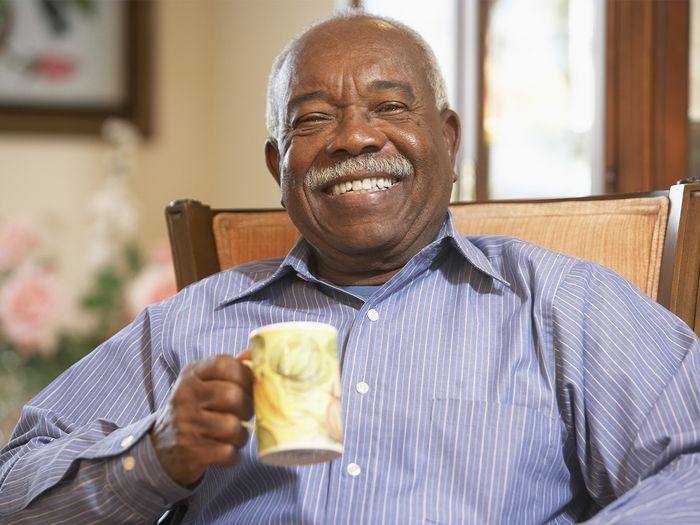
[{"x1": 103, "y1": 424, "x2": 195, "y2": 520}]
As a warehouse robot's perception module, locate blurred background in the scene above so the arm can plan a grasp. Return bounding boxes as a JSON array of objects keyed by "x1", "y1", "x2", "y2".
[{"x1": 0, "y1": 0, "x2": 698, "y2": 441}]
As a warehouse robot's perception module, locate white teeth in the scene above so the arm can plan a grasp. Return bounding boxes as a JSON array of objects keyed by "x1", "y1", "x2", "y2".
[{"x1": 329, "y1": 177, "x2": 397, "y2": 196}]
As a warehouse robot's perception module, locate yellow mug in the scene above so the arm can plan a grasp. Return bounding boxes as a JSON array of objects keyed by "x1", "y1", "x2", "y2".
[{"x1": 248, "y1": 321, "x2": 343, "y2": 466}]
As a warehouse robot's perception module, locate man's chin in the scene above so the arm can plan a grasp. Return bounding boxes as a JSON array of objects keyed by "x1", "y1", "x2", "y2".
[{"x1": 313, "y1": 225, "x2": 414, "y2": 260}]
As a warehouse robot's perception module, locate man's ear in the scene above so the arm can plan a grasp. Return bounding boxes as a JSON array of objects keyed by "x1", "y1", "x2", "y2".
[
  {"x1": 441, "y1": 109, "x2": 461, "y2": 176},
  {"x1": 265, "y1": 138, "x2": 281, "y2": 186}
]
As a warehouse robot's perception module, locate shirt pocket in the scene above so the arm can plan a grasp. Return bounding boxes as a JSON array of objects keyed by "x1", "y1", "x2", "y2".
[{"x1": 424, "y1": 398, "x2": 563, "y2": 525}]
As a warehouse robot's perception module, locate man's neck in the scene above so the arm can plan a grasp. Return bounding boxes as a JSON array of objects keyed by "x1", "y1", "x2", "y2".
[
  {"x1": 315, "y1": 261, "x2": 401, "y2": 286},
  {"x1": 307, "y1": 213, "x2": 449, "y2": 286}
]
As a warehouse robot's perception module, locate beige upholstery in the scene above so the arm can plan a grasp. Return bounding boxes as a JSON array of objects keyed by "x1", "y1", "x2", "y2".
[
  {"x1": 211, "y1": 197, "x2": 669, "y2": 301},
  {"x1": 450, "y1": 197, "x2": 669, "y2": 300},
  {"x1": 213, "y1": 211, "x2": 299, "y2": 270}
]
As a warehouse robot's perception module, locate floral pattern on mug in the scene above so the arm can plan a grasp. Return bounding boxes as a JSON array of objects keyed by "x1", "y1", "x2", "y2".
[{"x1": 251, "y1": 328, "x2": 343, "y2": 453}]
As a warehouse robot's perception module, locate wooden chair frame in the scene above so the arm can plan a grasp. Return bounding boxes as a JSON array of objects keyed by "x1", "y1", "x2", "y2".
[{"x1": 166, "y1": 181, "x2": 700, "y2": 335}]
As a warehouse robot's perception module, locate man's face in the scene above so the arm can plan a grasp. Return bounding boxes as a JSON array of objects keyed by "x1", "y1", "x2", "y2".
[{"x1": 265, "y1": 19, "x2": 460, "y2": 282}]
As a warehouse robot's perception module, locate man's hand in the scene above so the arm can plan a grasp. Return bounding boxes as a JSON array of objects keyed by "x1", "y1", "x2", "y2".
[{"x1": 150, "y1": 353, "x2": 254, "y2": 486}]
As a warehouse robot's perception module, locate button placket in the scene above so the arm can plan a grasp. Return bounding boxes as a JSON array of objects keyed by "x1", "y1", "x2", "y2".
[{"x1": 340, "y1": 305, "x2": 381, "y2": 488}]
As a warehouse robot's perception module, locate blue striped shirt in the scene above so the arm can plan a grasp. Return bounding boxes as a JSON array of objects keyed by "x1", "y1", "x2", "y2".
[{"x1": 1, "y1": 213, "x2": 699, "y2": 524}]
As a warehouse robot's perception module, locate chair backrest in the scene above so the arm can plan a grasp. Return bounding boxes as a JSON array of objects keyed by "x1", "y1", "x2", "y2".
[
  {"x1": 166, "y1": 181, "x2": 700, "y2": 335},
  {"x1": 451, "y1": 196, "x2": 669, "y2": 301}
]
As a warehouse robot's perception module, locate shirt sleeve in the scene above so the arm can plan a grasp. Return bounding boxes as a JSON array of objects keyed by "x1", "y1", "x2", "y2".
[
  {"x1": 0, "y1": 304, "x2": 193, "y2": 523},
  {"x1": 551, "y1": 261, "x2": 700, "y2": 524}
]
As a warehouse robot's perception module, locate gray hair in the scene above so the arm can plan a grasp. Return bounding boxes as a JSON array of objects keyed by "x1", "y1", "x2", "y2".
[{"x1": 265, "y1": 9, "x2": 450, "y2": 140}]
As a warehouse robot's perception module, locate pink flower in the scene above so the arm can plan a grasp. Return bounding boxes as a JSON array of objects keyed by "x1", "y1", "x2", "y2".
[
  {"x1": 30, "y1": 53, "x2": 77, "y2": 81},
  {"x1": 0, "y1": 223, "x2": 39, "y2": 272},
  {"x1": 148, "y1": 240, "x2": 174, "y2": 265},
  {"x1": 0, "y1": 269, "x2": 63, "y2": 357},
  {"x1": 126, "y1": 264, "x2": 177, "y2": 320}
]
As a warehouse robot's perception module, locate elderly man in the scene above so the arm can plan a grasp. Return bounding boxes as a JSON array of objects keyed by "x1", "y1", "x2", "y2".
[{"x1": 1, "y1": 11, "x2": 699, "y2": 525}]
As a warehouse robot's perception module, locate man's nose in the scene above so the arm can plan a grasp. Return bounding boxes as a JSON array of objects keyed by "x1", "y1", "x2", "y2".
[{"x1": 325, "y1": 109, "x2": 387, "y2": 157}]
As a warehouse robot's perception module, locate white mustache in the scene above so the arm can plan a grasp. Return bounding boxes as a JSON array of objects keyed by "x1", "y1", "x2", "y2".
[{"x1": 304, "y1": 154, "x2": 413, "y2": 190}]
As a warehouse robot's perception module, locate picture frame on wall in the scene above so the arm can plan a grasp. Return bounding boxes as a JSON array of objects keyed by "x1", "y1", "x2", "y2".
[{"x1": 0, "y1": 0, "x2": 153, "y2": 136}]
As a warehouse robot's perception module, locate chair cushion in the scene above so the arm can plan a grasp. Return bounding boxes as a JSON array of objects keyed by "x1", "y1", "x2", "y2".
[
  {"x1": 213, "y1": 211, "x2": 299, "y2": 270},
  {"x1": 450, "y1": 197, "x2": 669, "y2": 299}
]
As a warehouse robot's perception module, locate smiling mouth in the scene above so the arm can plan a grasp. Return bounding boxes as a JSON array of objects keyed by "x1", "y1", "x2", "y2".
[{"x1": 327, "y1": 177, "x2": 399, "y2": 196}]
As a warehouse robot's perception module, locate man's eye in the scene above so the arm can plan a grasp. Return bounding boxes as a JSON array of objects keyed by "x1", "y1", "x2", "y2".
[
  {"x1": 295, "y1": 114, "x2": 329, "y2": 127},
  {"x1": 376, "y1": 102, "x2": 406, "y2": 113}
]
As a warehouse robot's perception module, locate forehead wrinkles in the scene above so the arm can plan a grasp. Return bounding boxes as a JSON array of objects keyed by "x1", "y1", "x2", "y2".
[
  {"x1": 289, "y1": 42, "x2": 423, "y2": 102},
  {"x1": 289, "y1": 63, "x2": 399, "y2": 107}
]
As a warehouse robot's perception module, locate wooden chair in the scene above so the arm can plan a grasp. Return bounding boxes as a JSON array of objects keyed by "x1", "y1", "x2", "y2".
[{"x1": 166, "y1": 180, "x2": 700, "y2": 336}]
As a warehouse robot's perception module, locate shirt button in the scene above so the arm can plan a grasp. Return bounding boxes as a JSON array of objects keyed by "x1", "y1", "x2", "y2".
[
  {"x1": 120, "y1": 435, "x2": 134, "y2": 449},
  {"x1": 367, "y1": 309, "x2": 379, "y2": 321},
  {"x1": 122, "y1": 455, "x2": 135, "y2": 471},
  {"x1": 356, "y1": 381, "x2": 370, "y2": 394},
  {"x1": 346, "y1": 462, "x2": 361, "y2": 477}
]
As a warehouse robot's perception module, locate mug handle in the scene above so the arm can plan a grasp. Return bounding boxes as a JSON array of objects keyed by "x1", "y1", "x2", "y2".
[{"x1": 240, "y1": 359, "x2": 256, "y2": 431}]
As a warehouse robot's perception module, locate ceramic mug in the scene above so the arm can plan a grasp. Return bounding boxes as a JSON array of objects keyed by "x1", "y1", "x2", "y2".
[{"x1": 247, "y1": 321, "x2": 343, "y2": 466}]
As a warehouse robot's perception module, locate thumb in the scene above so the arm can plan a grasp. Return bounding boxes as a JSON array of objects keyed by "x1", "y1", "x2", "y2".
[{"x1": 237, "y1": 348, "x2": 252, "y2": 362}]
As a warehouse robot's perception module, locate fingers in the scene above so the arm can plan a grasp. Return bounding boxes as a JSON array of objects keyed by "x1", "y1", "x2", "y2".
[
  {"x1": 170, "y1": 358, "x2": 255, "y2": 438},
  {"x1": 179, "y1": 354, "x2": 254, "y2": 419},
  {"x1": 152, "y1": 353, "x2": 255, "y2": 485},
  {"x1": 188, "y1": 354, "x2": 253, "y2": 390},
  {"x1": 166, "y1": 389, "x2": 251, "y2": 445},
  {"x1": 196, "y1": 379, "x2": 254, "y2": 420},
  {"x1": 196, "y1": 410, "x2": 251, "y2": 448}
]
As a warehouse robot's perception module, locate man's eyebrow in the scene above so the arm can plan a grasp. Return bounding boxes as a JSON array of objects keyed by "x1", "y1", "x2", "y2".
[
  {"x1": 367, "y1": 80, "x2": 415, "y2": 99},
  {"x1": 288, "y1": 90, "x2": 327, "y2": 111}
]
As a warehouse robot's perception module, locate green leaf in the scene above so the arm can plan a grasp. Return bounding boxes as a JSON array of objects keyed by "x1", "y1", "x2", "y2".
[
  {"x1": 72, "y1": 0, "x2": 96, "y2": 16},
  {"x1": 0, "y1": 0, "x2": 10, "y2": 24},
  {"x1": 125, "y1": 243, "x2": 144, "y2": 275}
]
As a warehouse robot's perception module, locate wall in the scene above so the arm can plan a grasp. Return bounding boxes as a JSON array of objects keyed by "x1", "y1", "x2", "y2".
[
  {"x1": 210, "y1": 0, "x2": 334, "y2": 209},
  {"x1": 0, "y1": 0, "x2": 334, "y2": 297}
]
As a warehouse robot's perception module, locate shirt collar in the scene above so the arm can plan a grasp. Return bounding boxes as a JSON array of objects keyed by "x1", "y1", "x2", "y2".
[
  {"x1": 438, "y1": 210, "x2": 510, "y2": 286},
  {"x1": 215, "y1": 237, "x2": 314, "y2": 307},
  {"x1": 218, "y1": 210, "x2": 509, "y2": 306}
]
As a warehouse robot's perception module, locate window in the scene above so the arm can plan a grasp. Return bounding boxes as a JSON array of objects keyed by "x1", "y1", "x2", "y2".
[
  {"x1": 348, "y1": 0, "x2": 689, "y2": 197},
  {"x1": 484, "y1": 0, "x2": 605, "y2": 199}
]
